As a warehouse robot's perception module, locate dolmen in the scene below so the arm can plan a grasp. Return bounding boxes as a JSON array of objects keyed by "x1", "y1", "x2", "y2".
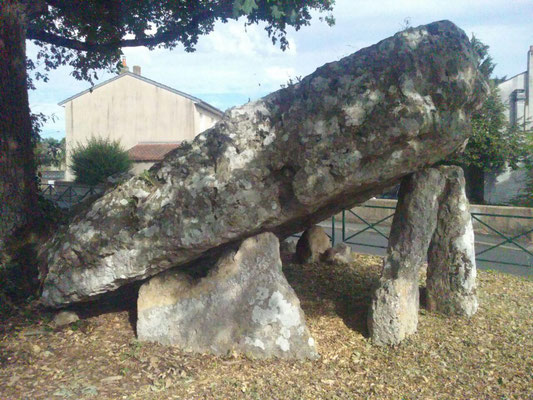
[{"x1": 40, "y1": 20, "x2": 487, "y2": 357}]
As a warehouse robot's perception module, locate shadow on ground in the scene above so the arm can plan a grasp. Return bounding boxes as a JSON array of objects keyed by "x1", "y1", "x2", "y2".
[{"x1": 282, "y1": 253, "x2": 381, "y2": 337}]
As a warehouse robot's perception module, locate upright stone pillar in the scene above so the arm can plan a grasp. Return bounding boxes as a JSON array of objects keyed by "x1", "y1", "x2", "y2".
[
  {"x1": 427, "y1": 167, "x2": 478, "y2": 316},
  {"x1": 369, "y1": 166, "x2": 478, "y2": 346},
  {"x1": 368, "y1": 169, "x2": 445, "y2": 346}
]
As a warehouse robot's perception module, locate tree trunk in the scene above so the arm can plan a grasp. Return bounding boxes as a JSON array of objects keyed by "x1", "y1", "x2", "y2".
[
  {"x1": 464, "y1": 165, "x2": 485, "y2": 204},
  {"x1": 0, "y1": 1, "x2": 38, "y2": 252}
]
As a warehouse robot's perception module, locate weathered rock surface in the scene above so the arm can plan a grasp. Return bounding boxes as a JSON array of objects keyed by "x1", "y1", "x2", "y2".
[
  {"x1": 427, "y1": 167, "x2": 478, "y2": 316},
  {"x1": 53, "y1": 311, "x2": 79, "y2": 327},
  {"x1": 369, "y1": 169, "x2": 444, "y2": 346},
  {"x1": 369, "y1": 166, "x2": 477, "y2": 345},
  {"x1": 323, "y1": 243, "x2": 353, "y2": 264},
  {"x1": 137, "y1": 233, "x2": 317, "y2": 359},
  {"x1": 41, "y1": 20, "x2": 487, "y2": 307},
  {"x1": 279, "y1": 238, "x2": 297, "y2": 255},
  {"x1": 296, "y1": 226, "x2": 331, "y2": 263}
]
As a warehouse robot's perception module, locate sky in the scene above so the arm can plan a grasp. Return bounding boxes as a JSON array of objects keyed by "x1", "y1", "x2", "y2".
[{"x1": 28, "y1": 0, "x2": 533, "y2": 140}]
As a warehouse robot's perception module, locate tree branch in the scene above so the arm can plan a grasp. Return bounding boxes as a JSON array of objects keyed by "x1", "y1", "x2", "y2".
[{"x1": 26, "y1": 27, "x2": 183, "y2": 52}]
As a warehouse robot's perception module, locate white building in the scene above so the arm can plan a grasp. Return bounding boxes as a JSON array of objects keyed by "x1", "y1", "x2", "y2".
[{"x1": 498, "y1": 45, "x2": 533, "y2": 130}]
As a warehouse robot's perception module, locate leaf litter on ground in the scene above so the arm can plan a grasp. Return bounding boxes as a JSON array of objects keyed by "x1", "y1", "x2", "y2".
[{"x1": 0, "y1": 253, "x2": 531, "y2": 399}]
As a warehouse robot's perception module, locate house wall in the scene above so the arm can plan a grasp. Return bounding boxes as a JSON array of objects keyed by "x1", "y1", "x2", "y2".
[
  {"x1": 195, "y1": 106, "x2": 221, "y2": 135},
  {"x1": 64, "y1": 74, "x2": 220, "y2": 180},
  {"x1": 131, "y1": 161, "x2": 155, "y2": 175},
  {"x1": 499, "y1": 72, "x2": 527, "y2": 126},
  {"x1": 498, "y1": 46, "x2": 532, "y2": 129}
]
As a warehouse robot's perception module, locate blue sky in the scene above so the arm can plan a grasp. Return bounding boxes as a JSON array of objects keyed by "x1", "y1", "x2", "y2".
[{"x1": 28, "y1": 0, "x2": 533, "y2": 140}]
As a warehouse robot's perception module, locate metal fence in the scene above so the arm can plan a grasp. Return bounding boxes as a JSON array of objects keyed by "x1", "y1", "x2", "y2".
[
  {"x1": 339, "y1": 205, "x2": 532, "y2": 269},
  {"x1": 39, "y1": 183, "x2": 104, "y2": 209}
]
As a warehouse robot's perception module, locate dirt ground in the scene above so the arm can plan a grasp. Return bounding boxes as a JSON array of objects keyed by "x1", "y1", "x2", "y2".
[{"x1": 1, "y1": 254, "x2": 531, "y2": 400}]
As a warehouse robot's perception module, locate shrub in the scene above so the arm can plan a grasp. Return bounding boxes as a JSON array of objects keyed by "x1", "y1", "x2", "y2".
[{"x1": 70, "y1": 137, "x2": 131, "y2": 185}]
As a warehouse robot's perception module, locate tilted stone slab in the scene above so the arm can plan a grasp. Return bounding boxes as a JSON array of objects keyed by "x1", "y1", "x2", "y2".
[
  {"x1": 41, "y1": 20, "x2": 487, "y2": 307},
  {"x1": 137, "y1": 233, "x2": 318, "y2": 359}
]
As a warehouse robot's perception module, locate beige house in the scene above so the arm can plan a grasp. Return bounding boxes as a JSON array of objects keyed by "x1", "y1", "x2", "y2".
[{"x1": 59, "y1": 65, "x2": 223, "y2": 180}]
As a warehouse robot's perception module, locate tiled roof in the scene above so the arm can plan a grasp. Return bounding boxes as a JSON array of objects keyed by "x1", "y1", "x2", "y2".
[{"x1": 128, "y1": 142, "x2": 182, "y2": 162}]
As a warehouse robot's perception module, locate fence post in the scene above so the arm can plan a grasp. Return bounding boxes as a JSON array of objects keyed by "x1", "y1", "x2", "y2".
[
  {"x1": 342, "y1": 210, "x2": 346, "y2": 242},
  {"x1": 331, "y1": 215, "x2": 336, "y2": 246}
]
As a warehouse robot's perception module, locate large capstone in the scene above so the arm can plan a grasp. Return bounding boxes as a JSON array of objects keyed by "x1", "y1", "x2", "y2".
[
  {"x1": 137, "y1": 233, "x2": 317, "y2": 359},
  {"x1": 41, "y1": 20, "x2": 487, "y2": 307},
  {"x1": 369, "y1": 166, "x2": 477, "y2": 346}
]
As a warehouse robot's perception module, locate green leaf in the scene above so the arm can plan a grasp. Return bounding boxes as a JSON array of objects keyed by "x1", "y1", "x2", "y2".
[
  {"x1": 271, "y1": 5, "x2": 285, "y2": 20},
  {"x1": 241, "y1": 0, "x2": 258, "y2": 15}
]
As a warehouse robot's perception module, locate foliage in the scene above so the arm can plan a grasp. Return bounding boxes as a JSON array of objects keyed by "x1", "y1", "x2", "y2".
[
  {"x1": 446, "y1": 37, "x2": 528, "y2": 174},
  {"x1": 35, "y1": 137, "x2": 66, "y2": 168},
  {"x1": 70, "y1": 137, "x2": 132, "y2": 185},
  {"x1": 447, "y1": 85, "x2": 528, "y2": 173},
  {"x1": 26, "y1": 0, "x2": 335, "y2": 83}
]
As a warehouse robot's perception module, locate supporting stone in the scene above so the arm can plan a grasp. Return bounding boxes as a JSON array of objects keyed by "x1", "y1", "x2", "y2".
[
  {"x1": 369, "y1": 169, "x2": 445, "y2": 346},
  {"x1": 427, "y1": 167, "x2": 478, "y2": 316},
  {"x1": 295, "y1": 226, "x2": 331, "y2": 263},
  {"x1": 137, "y1": 232, "x2": 317, "y2": 359},
  {"x1": 322, "y1": 243, "x2": 353, "y2": 264},
  {"x1": 369, "y1": 166, "x2": 478, "y2": 346},
  {"x1": 279, "y1": 238, "x2": 297, "y2": 256}
]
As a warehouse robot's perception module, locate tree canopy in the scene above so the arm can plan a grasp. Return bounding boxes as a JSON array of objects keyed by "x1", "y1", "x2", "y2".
[
  {"x1": 26, "y1": 0, "x2": 335, "y2": 81},
  {"x1": 35, "y1": 137, "x2": 65, "y2": 168}
]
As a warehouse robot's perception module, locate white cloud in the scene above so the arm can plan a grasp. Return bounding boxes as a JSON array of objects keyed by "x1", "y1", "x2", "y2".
[
  {"x1": 198, "y1": 19, "x2": 297, "y2": 57},
  {"x1": 265, "y1": 66, "x2": 297, "y2": 85}
]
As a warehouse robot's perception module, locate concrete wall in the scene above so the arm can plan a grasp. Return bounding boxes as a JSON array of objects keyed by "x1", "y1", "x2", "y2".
[
  {"x1": 130, "y1": 161, "x2": 155, "y2": 175},
  {"x1": 64, "y1": 74, "x2": 220, "y2": 180},
  {"x1": 498, "y1": 46, "x2": 532, "y2": 129},
  {"x1": 338, "y1": 199, "x2": 533, "y2": 243},
  {"x1": 484, "y1": 168, "x2": 529, "y2": 205},
  {"x1": 499, "y1": 72, "x2": 527, "y2": 126}
]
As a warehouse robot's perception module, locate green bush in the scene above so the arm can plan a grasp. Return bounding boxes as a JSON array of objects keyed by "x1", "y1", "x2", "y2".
[{"x1": 70, "y1": 137, "x2": 131, "y2": 185}]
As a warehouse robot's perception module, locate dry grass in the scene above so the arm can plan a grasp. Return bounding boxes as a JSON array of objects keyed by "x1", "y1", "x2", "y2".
[{"x1": 0, "y1": 254, "x2": 531, "y2": 400}]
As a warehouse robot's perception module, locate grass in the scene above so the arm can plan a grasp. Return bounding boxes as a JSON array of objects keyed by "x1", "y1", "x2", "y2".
[{"x1": 0, "y1": 253, "x2": 531, "y2": 399}]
